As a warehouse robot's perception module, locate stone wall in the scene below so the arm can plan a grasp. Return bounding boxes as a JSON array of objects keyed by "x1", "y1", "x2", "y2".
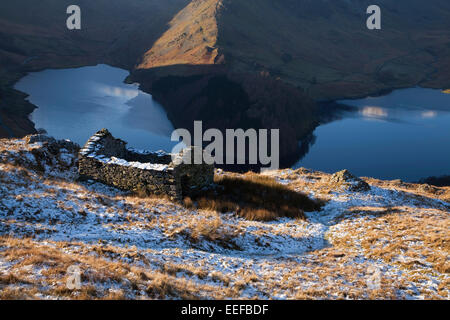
[{"x1": 78, "y1": 129, "x2": 214, "y2": 201}]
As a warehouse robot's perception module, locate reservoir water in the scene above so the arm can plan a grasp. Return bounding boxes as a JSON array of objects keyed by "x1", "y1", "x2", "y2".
[
  {"x1": 15, "y1": 65, "x2": 450, "y2": 181},
  {"x1": 15, "y1": 64, "x2": 177, "y2": 152},
  {"x1": 295, "y1": 87, "x2": 450, "y2": 181}
]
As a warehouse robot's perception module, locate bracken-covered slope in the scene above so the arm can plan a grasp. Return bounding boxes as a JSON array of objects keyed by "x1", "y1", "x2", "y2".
[{"x1": 137, "y1": 0, "x2": 223, "y2": 68}]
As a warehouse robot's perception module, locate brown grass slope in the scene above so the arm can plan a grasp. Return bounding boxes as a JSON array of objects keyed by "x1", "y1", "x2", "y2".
[{"x1": 138, "y1": 0, "x2": 223, "y2": 68}]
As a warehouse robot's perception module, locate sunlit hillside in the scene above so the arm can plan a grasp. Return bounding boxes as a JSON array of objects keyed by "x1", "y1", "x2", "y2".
[
  {"x1": 137, "y1": 0, "x2": 222, "y2": 68},
  {"x1": 0, "y1": 135, "x2": 448, "y2": 299}
]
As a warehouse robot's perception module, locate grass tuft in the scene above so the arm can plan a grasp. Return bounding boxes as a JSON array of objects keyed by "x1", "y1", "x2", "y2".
[{"x1": 187, "y1": 173, "x2": 323, "y2": 221}]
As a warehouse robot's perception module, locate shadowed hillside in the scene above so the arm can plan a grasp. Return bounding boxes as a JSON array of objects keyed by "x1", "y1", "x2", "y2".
[
  {"x1": 0, "y1": 0, "x2": 190, "y2": 137},
  {"x1": 137, "y1": 0, "x2": 450, "y2": 99}
]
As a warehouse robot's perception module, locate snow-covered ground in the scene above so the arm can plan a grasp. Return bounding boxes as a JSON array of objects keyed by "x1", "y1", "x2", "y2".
[{"x1": 0, "y1": 136, "x2": 448, "y2": 299}]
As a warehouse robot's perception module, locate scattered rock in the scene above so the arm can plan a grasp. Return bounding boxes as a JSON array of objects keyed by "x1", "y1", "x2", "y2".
[
  {"x1": 391, "y1": 179, "x2": 404, "y2": 186},
  {"x1": 295, "y1": 167, "x2": 313, "y2": 174},
  {"x1": 15, "y1": 134, "x2": 81, "y2": 173},
  {"x1": 417, "y1": 184, "x2": 437, "y2": 194},
  {"x1": 59, "y1": 150, "x2": 74, "y2": 167},
  {"x1": 26, "y1": 134, "x2": 55, "y2": 145},
  {"x1": 329, "y1": 169, "x2": 371, "y2": 192}
]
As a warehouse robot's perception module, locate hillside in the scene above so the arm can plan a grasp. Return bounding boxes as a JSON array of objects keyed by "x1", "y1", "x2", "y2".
[
  {"x1": 0, "y1": 0, "x2": 191, "y2": 70},
  {"x1": 137, "y1": 0, "x2": 450, "y2": 99},
  {"x1": 130, "y1": 0, "x2": 450, "y2": 167},
  {"x1": 0, "y1": 135, "x2": 448, "y2": 299},
  {"x1": 0, "y1": 0, "x2": 190, "y2": 138},
  {"x1": 137, "y1": 0, "x2": 222, "y2": 68}
]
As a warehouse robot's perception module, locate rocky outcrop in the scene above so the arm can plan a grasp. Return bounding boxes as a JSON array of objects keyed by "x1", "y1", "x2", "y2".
[
  {"x1": 20, "y1": 134, "x2": 80, "y2": 173},
  {"x1": 329, "y1": 169, "x2": 371, "y2": 192},
  {"x1": 78, "y1": 129, "x2": 214, "y2": 201}
]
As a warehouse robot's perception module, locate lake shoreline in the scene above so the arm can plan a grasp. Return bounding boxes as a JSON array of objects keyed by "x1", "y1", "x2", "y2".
[
  {"x1": 8, "y1": 64, "x2": 450, "y2": 181},
  {"x1": 14, "y1": 65, "x2": 177, "y2": 153},
  {"x1": 7, "y1": 59, "x2": 450, "y2": 140}
]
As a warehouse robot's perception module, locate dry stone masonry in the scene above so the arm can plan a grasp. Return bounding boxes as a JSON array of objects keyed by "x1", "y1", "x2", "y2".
[{"x1": 78, "y1": 129, "x2": 214, "y2": 201}]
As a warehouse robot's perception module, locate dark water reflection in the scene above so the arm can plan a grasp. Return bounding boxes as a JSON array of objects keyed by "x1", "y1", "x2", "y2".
[{"x1": 295, "y1": 88, "x2": 450, "y2": 181}]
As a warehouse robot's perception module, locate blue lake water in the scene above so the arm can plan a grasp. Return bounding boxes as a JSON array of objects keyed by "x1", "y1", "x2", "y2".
[
  {"x1": 295, "y1": 87, "x2": 450, "y2": 181},
  {"x1": 15, "y1": 64, "x2": 177, "y2": 152},
  {"x1": 15, "y1": 65, "x2": 450, "y2": 181}
]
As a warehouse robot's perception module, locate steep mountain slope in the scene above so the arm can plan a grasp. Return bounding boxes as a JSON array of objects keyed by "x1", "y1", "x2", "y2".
[
  {"x1": 0, "y1": 0, "x2": 190, "y2": 70},
  {"x1": 137, "y1": 0, "x2": 222, "y2": 68},
  {"x1": 128, "y1": 0, "x2": 450, "y2": 168},
  {"x1": 137, "y1": 0, "x2": 450, "y2": 99},
  {"x1": 130, "y1": 67, "x2": 320, "y2": 167},
  {"x1": 219, "y1": 0, "x2": 450, "y2": 99}
]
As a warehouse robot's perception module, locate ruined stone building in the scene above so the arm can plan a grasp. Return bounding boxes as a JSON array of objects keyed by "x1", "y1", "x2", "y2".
[{"x1": 78, "y1": 129, "x2": 214, "y2": 201}]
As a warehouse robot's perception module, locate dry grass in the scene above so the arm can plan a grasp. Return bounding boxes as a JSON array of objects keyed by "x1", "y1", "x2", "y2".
[
  {"x1": 285, "y1": 251, "x2": 400, "y2": 300},
  {"x1": 0, "y1": 235, "x2": 409, "y2": 300},
  {"x1": 366, "y1": 177, "x2": 450, "y2": 205},
  {"x1": 1, "y1": 137, "x2": 449, "y2": 299},
  {"x1": 329, "y1": 206, "x2": 449, "y2": 287},
  {"x1": 165, "y1": 211, "x2": 242, "y2": 250},
  {"x1": 137, "y1": 0, "x2": 221, "y2": 68},
  {"x1": 185, "y1": 173, "x2": 322, "y2": 221},
  {"x1": 0, "y1": 237, "x2": 240, "y2": 300},
  {"x1": 280, "y1": 168, "x2": 450, "y2": 205}
]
